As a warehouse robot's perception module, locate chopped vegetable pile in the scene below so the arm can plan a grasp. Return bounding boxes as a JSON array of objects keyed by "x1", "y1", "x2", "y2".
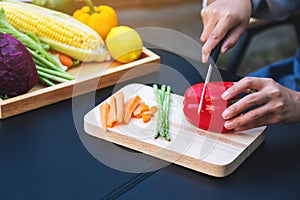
[{"x1": 100, "y1": 92, "x2": 157, "y2": 131}]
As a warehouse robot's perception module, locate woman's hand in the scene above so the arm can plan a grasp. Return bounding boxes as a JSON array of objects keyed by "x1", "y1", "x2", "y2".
[
  {"x1": 200, "y1": 0, "x2": 252, "y2": 63},
  {"x1": 221, "y1": 77, "x2": 300, "y2": 131}
]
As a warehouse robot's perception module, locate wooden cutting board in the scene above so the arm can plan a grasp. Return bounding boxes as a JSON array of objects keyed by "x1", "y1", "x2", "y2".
[
  {"x1": 84, "y1": 83, "x2": 266, "y2": 177},
  {"x1": 0, "y1": 48, "x2": 160, "y2": 119}
]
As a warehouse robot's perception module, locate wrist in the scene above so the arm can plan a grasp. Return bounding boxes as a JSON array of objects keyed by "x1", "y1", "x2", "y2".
[{"x1": 291, "y1": 91, "x2": 300, "y2": 123}]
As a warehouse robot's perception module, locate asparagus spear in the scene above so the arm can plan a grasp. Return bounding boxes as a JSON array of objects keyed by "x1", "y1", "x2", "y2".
[
  {"x1": 164, "y1": 86, "x2": 171, "y2": 141},
  {"x1": 160, "y1": 85, "x2": 166, "y2": 103},
  {"x1": 153, "y1": 84, "x2": 171, "y2": 141},
  {"x1": 153, "y1": 84, "x2": 165, "y2": 138}
]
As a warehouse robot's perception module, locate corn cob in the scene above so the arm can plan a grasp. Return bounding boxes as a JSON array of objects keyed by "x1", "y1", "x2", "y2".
[{"x1": 0, "y1": 1, "x2": 110, "y2": 62}]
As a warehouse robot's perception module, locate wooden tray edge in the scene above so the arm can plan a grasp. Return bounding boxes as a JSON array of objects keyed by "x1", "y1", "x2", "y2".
[{"x1": 0, "y1": 48, "x2": 160, "y2": 119}]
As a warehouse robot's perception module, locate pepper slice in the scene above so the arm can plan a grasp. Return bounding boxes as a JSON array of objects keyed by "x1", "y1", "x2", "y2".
[{"x1": 183, "y1": 82, "x2": 235, "y2": 133}]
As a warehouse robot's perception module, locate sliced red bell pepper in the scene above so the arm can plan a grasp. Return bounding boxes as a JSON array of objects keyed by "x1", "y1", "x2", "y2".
[{"x1": 183, "y1": 82, "x2": 235, "y2": 133}]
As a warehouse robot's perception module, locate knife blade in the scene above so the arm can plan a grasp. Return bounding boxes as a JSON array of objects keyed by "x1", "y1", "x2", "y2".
[{"x1": 197, "y1": 64, "x2": 213, "y2": 115}]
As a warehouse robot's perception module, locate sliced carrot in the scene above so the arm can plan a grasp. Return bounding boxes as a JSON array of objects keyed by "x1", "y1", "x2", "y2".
[
  {"x1": 150, "y1": 106, "x2": 157, "y2": 115},
  {"x1": 139, "y1": 106, "x2": 157, "y2": 116},
  {"x1": 134, "y1": 113, "x2": 143, "y2": 119},
  {"x1": 100, "y1": 103, "x2": 110, "y2": 131},
  {"x1": 133, "y1": 105, "x2": 142, "y2": 117},
  {"x1": 142, "y1": 113, "x2": 151, "y2": 123},
  {"x1": 106, "y1": 118, "x2": 116, "y2": 128},
  {"x1": 111, "y1": 95, "x2": 117, "y2": 121},
  {"x1": 107, "y1": 96, "x2": 117, "y2": 127},
  {"x1": 124, "y1": 98, "x2": 132, "y2": 114},
  {"x1": 141, "y1": 104, "x2": 149, "y2": 113},
  {"x1": 133, "y1": 102, "x2": 145, "y2": 117},
  {"x1": 115, "y1": 92, "x2": 124, "y2": 124},
  {"x1": 124, "y1": 95, "x2": 141, "y2": 124}
]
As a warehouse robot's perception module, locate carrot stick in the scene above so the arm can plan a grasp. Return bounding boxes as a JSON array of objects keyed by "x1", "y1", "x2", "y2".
[
  {"x1": 110, "y1": 95, "x2": 117, "y2": 122},
  {"x1": 107, "y1": 95, "x2": 117, "y2": 127},
  {"x1": 50, "y1": 50, "x2": 73, "y2": 68},
  {"x1": 115, "y1": 92, "x2": 124, "y2": 124},
  {"x1": 107, "y1": 115, "x2": 116, "y2": 128},
  {"x1": 59, "y1": 53, "x2": 73, "y2": 68},
  {"x1": 124, "y1": 95, "x2": 141, "y2": 124},
  {"x1": 100, "y1": 103, "x2": 110, "y2": 131}
]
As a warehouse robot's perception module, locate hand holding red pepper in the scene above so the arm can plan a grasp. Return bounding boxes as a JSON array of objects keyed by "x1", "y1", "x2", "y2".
[{"x1": 221, "y1": 77, "x2": 300, "y2": 131}]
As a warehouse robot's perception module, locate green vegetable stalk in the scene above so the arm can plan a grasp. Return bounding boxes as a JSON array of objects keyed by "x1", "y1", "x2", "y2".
[
  {"x1": 35, "y1": 65, "x2": 73, "y2": 81},
  {"x1": 164, "y1": 86, "x2": 171, "y2": 141},
  {"x1": 153, "y1": 84, "x2": 165, "y2": 139},
  {"x1": 153, "y1": 84, "x2": 172, "y2": 141}
]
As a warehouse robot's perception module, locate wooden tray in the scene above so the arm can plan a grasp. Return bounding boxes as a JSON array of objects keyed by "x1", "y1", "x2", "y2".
[
  {"x1": 0, "y1": 48, "x2": 160, "y2": 119},
  {"x1": 84, "y1": 84, "x2": 267, "y2": 177}
]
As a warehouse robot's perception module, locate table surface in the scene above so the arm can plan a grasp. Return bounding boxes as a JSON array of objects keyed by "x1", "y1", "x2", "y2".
[{"x1": 1, "y1": 49, "x2": 300, "y2": 200}]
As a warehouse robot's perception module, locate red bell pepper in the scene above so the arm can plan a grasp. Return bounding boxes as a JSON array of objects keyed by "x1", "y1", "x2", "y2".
[{"x1": 183, "y1": 82, "x2": 236, "y2": 133}]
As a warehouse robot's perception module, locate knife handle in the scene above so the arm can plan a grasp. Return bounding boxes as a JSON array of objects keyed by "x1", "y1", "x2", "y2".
[{"x1": 210, "y1": 41, "x2": 222, "y2": 62}]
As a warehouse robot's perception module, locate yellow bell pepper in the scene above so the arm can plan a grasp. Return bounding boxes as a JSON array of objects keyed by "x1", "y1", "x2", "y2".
[{"x1": 73, "y1": 0, "x2": 118, "y2": 40}]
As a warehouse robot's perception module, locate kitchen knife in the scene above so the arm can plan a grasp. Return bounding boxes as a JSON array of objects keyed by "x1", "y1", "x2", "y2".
[{"x1": 197, "y1": 64, "x2": 213, "y2": 115}]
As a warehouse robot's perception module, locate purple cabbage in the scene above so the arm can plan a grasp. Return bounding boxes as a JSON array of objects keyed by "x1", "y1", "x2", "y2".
[{"x1": 0, "y1": 34, "x2": 38, "y2": 97}]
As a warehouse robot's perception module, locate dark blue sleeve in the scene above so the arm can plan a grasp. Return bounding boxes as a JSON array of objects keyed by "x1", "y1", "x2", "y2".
[{"x1": 251, "y1": 0, "x2": 300, "y2": 20}]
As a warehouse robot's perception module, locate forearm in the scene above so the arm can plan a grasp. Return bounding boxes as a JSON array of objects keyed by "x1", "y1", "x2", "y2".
[
  {"x1": 251, "y1": 0, "x2": 300, "y2": 20},
  {"x1": 288, "y1": 90, "x2": 300, "y2": 124}
]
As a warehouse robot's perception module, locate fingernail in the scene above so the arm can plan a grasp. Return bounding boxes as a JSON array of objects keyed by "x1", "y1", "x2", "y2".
[
  {"x1": 222, "y1": 109, "x2": 230, "y2": 119},
  {"x1": 200, "y1": 35, "x2": 205, "y2": 43},
  {"x1": 224, "y1": 121, "x2": 233, "y2": 129},
  {"x1": 202, "y1": 54, "x2": 209, "y2": 63},
  {"x1": 221, "y1": 46, "x2": 228, "y2": 54},
  {"x1": 222, "y1": 91, "x2": 229, "y2": 99}
]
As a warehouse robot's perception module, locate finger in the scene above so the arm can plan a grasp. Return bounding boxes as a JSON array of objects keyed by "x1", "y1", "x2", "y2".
[
  {"x1": 224, "y1": 109, "x2": 264, "y2": 131},
  {"x1": 225, "y1": 104, "x2": 279, "y2": 131},
  {"x1": 201, "y1": 17, "x2": 234, "y2": 63},
  {"x1": 200, "y1": 7, "x2": 218, "y2": 43},
  {"x1": 222, "y1": 77, "x2": 266, "y2": 100},
  {"x1": 222, "y1": 91, "x2": 269, "y2": 120},
  {"x1": 220, "y1": 24, "x2": 247, "y2": 54}
]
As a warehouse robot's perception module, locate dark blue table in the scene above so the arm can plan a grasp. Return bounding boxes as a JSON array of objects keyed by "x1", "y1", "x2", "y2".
[
  {"x1": 1, "y1": 49, "x2": 299, "y2": 200},
  {"x1": 119, "y1": 122, "x2": 300, "y2": 200}
]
